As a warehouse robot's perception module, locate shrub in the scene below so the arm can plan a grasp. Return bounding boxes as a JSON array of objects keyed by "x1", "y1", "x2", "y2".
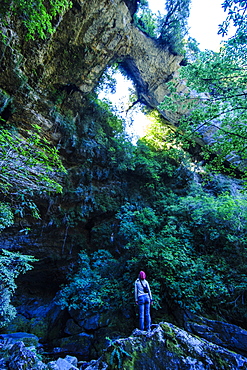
[{"x1": 0, "y1": 250, "x2": 37, "y2": 327}]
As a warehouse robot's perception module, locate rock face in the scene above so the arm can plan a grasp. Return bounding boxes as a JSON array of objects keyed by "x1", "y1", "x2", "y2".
[
  {"x1": 120, "y1": 28, "x2": 183, "y2": 118},
  {"x1": 184, "y1": 313, "x2": 247, "y2": 357},
  {"x1": 0, "y1": 0, "x2": 182, "y2": 343},
  {"x1": 1, "y1": 0, "x2": 182, "y2": 107},
  {"x1": 85, "y1": 323, "x2": 247, "y2": 370}
]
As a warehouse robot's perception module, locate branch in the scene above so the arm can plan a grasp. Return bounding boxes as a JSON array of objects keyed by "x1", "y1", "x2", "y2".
[
  {"x1": 123, "y1": 99, "x2": 141, "y2": 114},
  {"x1": 185, "y1": 107, "x2": 247, "y2": 140}
]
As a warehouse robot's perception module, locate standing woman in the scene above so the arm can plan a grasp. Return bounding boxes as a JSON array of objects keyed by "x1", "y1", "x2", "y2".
[{"x1": 135, "y1": 271, "x2": 153, "y2": 331}]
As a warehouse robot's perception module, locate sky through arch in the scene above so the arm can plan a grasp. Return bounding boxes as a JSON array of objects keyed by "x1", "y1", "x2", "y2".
[{"x1": 99, "y1": 0, "x2": 231, "y2": 141}]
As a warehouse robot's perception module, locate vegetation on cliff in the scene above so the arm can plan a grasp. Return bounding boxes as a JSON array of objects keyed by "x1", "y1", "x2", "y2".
[
  {"x1": 1, "y1": 0, "x2": 247, "y2": 355},
  {"x1": 56, "y1": 120, "x2": 247, "y2": 324},
  {"x1": 0, "y1": 250, "x2": 37, "y2": 327},
  {"x1": 52, "y1": 0, "x2": 247, "y2": 329},
  {"x1": 159, "y1": 0, "x2": 247, "y2": 179},
  {"x1": 0, "y1": 0, "x2": 72, "y2": 39}
]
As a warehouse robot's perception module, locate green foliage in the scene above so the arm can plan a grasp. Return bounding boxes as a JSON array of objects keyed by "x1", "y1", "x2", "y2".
[
  {"x1": 54, "y1": 80, "x2": 247, "y2": 324},
  {"x1": 51, "y1": 38, "x2": 247, "y2": 325},
  {"x1": 182, "y1": 37, "x2": 201, "y2": 63},
  {"x1": 56, "y1": 250, "x2": 123, "y2": 313},
  {"x1": 96, "y1": 65, "x2": 119, "y2": 95},
  {"x1": 157, "y1": 0, "x2": 191, "y2": 54},
  {"x1": 1, "y1": 0, "x2": 72, "y2": 40},
  {"x1": 219, "y1": 0, "x2": 247, "y2": 37},
  {"x1": 0, "y1": 125, "x2": 66, "y2": 195},
  {"x1": 0, "y1": 203, "x2": 14, "y2": 231},
  {"x1": 95, "y1": 98, "x2": 125, "y2": 135},
  {"x1": 218, "y1": 0, "x2": 247, "y2": 71},
  {"x1": 0, "y1": 122, "x2": 66, "y2": 227},
  {"x1": 133, "y1": 5, "x2": 158, "y2": 38},
  {"x1": 157, "y1": 2, "x2": 247, "y2": 178},
  {"x1": 116, "y1": 203, "x2": 159, "y2": 245},
  {"x1": 114, "y1": 183, "x2": 247, "y2": 316},
  {"x1": 176, "y1": 191, "x2": 247, "y2": 268},
  {"x1": 106, "y1": 338, "x2": 132, "y2": 370},
  {"x1": 14, "y1": 194, "x2": 41, "y2": 220},
  {"x1": 133, "y1": 139, "x2": 180, "y2": 182},
  {"x1": 0, "y1": 250, "x2": 37, "y2": 327},
  {"x1": 141, "y1": 110, "x2": 187, "y2": 171},
  {"x1": 133, "y1": 0, "x2": 191, "y2": 54},
  {"x1": 159, "y1": 44, "x2": 247, "y2": 178}
]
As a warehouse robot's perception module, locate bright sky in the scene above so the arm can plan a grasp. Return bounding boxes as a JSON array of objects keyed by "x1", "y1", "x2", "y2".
[
  {"x1": 148, "y1": 0, "x2": 228, "y2": 51},
  {"x1": 188, "y1": 0, "x2": 227, "y2": 51}
]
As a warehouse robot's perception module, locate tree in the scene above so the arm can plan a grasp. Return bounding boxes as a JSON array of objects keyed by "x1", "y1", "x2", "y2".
[
  {"x1": 0, "y1": 126, "x2": 66, "y2": 195},
  {"x1": 157, "y1": 0, "x2": 191, "y2": 54},
  {"x1": 56, "y1": 250, "x2": 124, "y2": 314},
  {"x1": 133, "y1": 4, "x2": 158, "y2": 38},
  {"x1": 0, "y1": 124, "x2": 66, "y2": 224},
  {"x1": 219, "y1": 0, "x2": 247, "y2": 38},
  {"x1": 134, "y1": 0, "x2": 191, "y2": 54},
  {"x1": 158, "y1": 17, "x2": 247, "y2": 177}
]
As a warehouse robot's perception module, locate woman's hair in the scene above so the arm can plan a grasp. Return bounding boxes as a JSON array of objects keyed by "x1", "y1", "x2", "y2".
[{"x1": 139, "y1": 271, "x2": 146, "y2": 280}]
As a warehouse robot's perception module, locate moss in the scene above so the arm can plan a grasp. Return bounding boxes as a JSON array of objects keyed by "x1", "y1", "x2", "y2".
[
  {"x1": 160, "y1": 323, "x2": 176, "y2": 339},
  {"x1": 4, "y1": 314, "x2": 30, "y2": 333},
  {"x1": 160, "y1": 323, "x2": 185, "y2": 357},
  {"x1": 20, "y1": 336, "x2": 40, "y2": 347},
  {"x1": 208, "y1": 350, "x2": 231, "y2": 370},
  {"x1": 162, "y1": 324, "x2": 232, "y2": 370},
  {"x1": 166, "y1": 338, "x2": 185, "y2": 357},
  {"x1": 4, "y1": 314, "x2": 49, "y2": 342}
]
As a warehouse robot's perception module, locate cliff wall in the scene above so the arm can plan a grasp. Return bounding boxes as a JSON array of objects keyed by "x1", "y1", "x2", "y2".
[
  {"x1": 0, "y1": 0, "x2": 183, "y2": 351},
  {"x1": 1, "y1": 1, "x2": 246, "y2": 367}
]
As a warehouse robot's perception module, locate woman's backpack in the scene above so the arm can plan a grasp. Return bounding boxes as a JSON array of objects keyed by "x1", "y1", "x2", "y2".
[{"x1": 140, "y1": 279, "x2": 149, "y2": 293}]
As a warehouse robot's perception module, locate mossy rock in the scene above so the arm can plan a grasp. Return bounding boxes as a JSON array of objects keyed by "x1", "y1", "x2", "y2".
[{"x1": 84, "y1": 323, "x2": 247, "y2": 370}]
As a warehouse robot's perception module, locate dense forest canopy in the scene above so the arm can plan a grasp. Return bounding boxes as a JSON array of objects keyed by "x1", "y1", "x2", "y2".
[{"x1": 1, "y1": 0, "x2": 247, "y2": 336}]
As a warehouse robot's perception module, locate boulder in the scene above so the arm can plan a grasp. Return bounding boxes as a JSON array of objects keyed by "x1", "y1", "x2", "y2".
[
  {"x1": 47, "y1": 357, "x2": 78, "y2": 370},
  {"x1": 8, "y1": 341, "x2": 46, "y2": 370},
  {"x1": 64, "y1": 355, "x2": 78, "y2": 367},
  {"x1": 64, "y1": 319, "x2": 82, "y2": 335},
  {"x1": 53, "y1": 333, "x2": 93, "y2": 359},
  {"x1": 84, "y1": 323, "x2": 247, "y2": 370},
  {"x1": 184, "y1": 313, "x2": 247, "y2": 357},
  {"x1": 82, "y1": 314, "x2": 101, "y2": 331},
  {"x1": 69, "y1": 310, "x2": 111, "y2": 332},
  {"x1": 0, "y1": 332, "x2": 40, "y2": 347},
  {"x1": 5, "y1": 297, "x2": 67, "y2": 342}
]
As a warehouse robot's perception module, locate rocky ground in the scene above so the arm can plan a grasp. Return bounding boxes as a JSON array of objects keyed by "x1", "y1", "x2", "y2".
[{"x1": 2, "y1": 321, "x2": 247, "y2": 369}]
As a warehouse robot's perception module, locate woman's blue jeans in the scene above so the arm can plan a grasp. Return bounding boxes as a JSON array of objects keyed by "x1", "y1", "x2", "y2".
[{"x1": 138, "y1": 294, "x2": 151, "y2": 331}]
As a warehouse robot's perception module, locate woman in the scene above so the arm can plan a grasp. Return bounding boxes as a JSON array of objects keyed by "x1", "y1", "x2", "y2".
[{"x1": 135, "y1": 270, "x2": 153, "y2": 331}]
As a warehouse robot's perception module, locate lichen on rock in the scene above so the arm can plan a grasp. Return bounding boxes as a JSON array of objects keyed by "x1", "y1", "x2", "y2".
[{"x1": 84, "y1": 323, "x2": 247, "y2": 370}]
